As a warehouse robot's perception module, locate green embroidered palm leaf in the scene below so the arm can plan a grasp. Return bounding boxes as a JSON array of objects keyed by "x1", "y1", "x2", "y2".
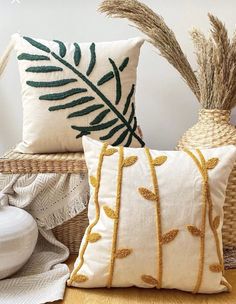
[{"x1": 19, "y1": 37, "x2": 144, "y2": 147}]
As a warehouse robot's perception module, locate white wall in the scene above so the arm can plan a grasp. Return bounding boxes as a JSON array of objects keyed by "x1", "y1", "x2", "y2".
[{"x1": 0, "y1": 0, "x2": 236, "y2": 154}]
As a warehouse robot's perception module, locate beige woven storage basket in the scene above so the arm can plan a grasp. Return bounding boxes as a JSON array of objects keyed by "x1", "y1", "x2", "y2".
[
  {"x1": 177, "y1": 109, "x2": 236, "y2": 248},
  {"x1": 53, "y1": 209, "x2": 89, "y2": 254},
  {"x1": 0, "y1": 149, "x2": 88, "y2": 254}
]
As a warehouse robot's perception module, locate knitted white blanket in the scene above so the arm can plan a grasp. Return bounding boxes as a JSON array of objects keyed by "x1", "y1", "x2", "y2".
[{"x1": 0, "y1": 173, "x2": 89, "y2": 304}]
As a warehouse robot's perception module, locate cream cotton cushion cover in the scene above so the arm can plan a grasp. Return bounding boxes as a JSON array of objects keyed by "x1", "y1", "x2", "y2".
[
  {"x1": 68, "y1": 137, "x2": 236, "y2": 294},
  {"x1": 13, "y1": 34, "x2": 144, "y2": 153}
]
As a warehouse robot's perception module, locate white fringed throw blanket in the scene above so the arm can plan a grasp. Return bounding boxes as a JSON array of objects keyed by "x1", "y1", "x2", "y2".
[{"x1": 0, "y1": 173, "x2": 89, "y2": 304}]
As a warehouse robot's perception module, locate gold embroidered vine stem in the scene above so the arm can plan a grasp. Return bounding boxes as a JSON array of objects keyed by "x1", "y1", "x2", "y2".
[
  {"x1": 145, "y1": 147, "x2": 162, "y2": 289},
  {"x1": 107, "y1": 146, "x2": 124, "y2": 288},
  {"x1": 67, "y1": 143, "x2": 108, "y2": 286},
  {"x1": 208, "y1": 192, "x2": 224, "y2": 268},
  {"x1": 195, "y1": 179, "x2": 207, "y2": 294},
  {"x1": 196, "y1": 150, "x2": 224, "y2": 270},
  {"x1": 184, "y1": 149, "x2": 207, "y2": 293},
  {"x1": 107, "y1": 146, "x2": 124, "y2": 287}
]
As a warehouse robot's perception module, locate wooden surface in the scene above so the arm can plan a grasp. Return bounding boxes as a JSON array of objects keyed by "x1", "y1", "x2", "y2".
[{"x1": 54, "y1": 255, "x2": 236, "y2": 304}]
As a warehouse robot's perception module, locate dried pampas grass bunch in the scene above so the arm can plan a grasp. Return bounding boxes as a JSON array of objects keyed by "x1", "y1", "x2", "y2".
[
  {"x1": 99, "y1": 0, "x2": 236, "y2": 110},
  {"x1": 99, "y1": 0, "x2": 200, "y2": 100}
]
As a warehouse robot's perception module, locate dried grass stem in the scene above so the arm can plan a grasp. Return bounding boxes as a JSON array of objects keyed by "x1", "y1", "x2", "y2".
[{"x1": 100, "y1": 0, "x2": 236, "y2": 110}]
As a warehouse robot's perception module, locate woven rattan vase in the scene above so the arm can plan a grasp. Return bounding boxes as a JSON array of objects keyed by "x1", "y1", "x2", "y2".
[{"x1": 177, "y1": 109, "x2": 236, "y2": 249}]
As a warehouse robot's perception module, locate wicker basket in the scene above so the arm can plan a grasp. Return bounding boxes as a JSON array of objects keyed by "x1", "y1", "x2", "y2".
[
  {"x1": 53, "y1": 209, "x2": 89, "y2": 254},
  {"x1": 0, "y1": 149, "x2": 89, "y2": 253},
  {"x1": 177, "y1": 109, "x2": 236, "y2": 248}
]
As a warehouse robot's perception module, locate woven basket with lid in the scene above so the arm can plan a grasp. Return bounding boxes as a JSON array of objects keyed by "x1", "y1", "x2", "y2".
[{"x1": 177, "y1": 109, "x2": 236, "y2": 248}]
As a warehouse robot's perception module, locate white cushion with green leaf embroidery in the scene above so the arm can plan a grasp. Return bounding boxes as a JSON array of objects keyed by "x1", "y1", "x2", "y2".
[
  {"x1": 68, "y1": 136, "x2": 236, "y2": 294},
  {"x1": 13, "y1": 34, "x2": 144, "y2": 153}
]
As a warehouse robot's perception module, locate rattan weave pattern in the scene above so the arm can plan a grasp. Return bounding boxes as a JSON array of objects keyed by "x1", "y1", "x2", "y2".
[
  {"x1": 0, "y1": 149, "x2": 87, "y2": 174},
  {"x1": 53, "y1": 209, "x2": 89, "y2": 254}
]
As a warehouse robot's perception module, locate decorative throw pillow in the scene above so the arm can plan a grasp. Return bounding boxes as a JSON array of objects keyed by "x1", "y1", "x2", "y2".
[
  {"x1": 68, "y1": 136, "x2": 236, "y2": 294},
  {"x1": 13, "y1": 34, "x2": 144, "y2": 153}
]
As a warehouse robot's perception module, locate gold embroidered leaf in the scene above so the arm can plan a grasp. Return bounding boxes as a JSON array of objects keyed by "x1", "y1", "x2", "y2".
[
  {"x1": 152, "y1": 155, "x2": 167, "y2": 166},
  {"x1": 141, "y1": 274, "x2": 158, "y2": 286},
  {"x1": 87, "y1": 233, "x2": 101, "y2": 243},
  {"x1": 116, "y1": 248, "x2": 132, "y2": 258},
  {"x1": 73, "y1": 274, "x2": 88, "y2": 283},
  {"x1": 187, "y1": 225, "x2": 202, "y2": 237},
  {"x1": 209, "y1": 263, "x2": 223, "y2": 273},
  {"x1": 104, "y1": 148, "x2": 117, "y2": 156},
  {"x1": 206, "y1": 158, "x2": 219, "y2": 169},
  {"x1": 138, "y1": 187, "x2": 158, "y2": 201},
  {"x1": 213, "y1": 215, "x2": 220, "y2": 230},
  {"x1": 123, "y1": 156, "x2": 138, "y2": 167},
  {"x1": 103, "y1": 206, "x2": 117, "y2": 219},
  {"x1": 161, "y1": 229, "x2": 179, "y2": 244},
  {"x1": 90, "y1": 176, "x2": 97, "y2": 188}
]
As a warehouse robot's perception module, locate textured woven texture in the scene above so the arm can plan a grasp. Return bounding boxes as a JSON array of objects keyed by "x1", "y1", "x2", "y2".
[
  {"x1": 0, "y1": 150, "x2": 87, "y2": 174},
  {"x1": 53, "y1": 209, "x2": 89, "y2": 254},
  {"x1": 177, "y1": 109, "x2": 236, "y2": 248}
]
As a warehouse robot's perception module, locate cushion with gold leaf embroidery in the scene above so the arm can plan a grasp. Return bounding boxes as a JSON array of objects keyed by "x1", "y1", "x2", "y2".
[
  {"x1": 68, "y1": 136, "x2": 236, "y2": 294},
  {"x1": 13, "y1": 33, "x2": 144, "y2": 153}
]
